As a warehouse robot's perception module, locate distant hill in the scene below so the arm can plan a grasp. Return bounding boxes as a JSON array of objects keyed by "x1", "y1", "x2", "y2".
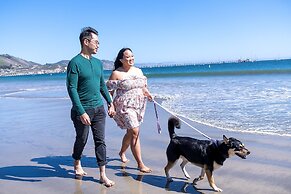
[{"x1": 0, "y1": 54, "x2": 114, "y2": 76}]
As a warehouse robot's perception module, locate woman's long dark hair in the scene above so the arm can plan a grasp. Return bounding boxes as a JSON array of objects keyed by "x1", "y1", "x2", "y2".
[{"x1": 113, "y1": 48, "x2": 132, "y2": 70}]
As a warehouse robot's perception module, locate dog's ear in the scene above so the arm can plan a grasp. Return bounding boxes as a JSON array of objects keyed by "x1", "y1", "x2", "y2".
[{"x1": 223, "y1": 135, "x2": 229, "y2": 144}]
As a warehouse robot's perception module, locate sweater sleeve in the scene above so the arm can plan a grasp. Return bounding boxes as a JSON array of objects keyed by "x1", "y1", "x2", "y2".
[{"x1": 66, "y1": 61, "x2": 85, "y2": 115}]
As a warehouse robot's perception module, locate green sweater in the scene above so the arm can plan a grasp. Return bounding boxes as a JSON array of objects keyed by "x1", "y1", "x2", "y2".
[{"x1": 66, "y1": 54, "x2": 112, "y2": 116}]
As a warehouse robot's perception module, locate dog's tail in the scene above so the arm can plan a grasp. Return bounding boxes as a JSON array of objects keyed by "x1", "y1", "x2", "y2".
[{"x1": 168, "y1": 116, "x2": 181, "y2": 139}]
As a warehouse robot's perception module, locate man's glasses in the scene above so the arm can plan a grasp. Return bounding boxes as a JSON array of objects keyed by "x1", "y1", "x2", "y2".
[
  {"x1": 85, "y1": 38, "x2": 99, "y2": 45},
  {"x1": 87, "y1": 39, "x2": 99, "y2": 45}
]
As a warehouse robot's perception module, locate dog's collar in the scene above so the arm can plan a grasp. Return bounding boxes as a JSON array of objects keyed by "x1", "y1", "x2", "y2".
[{"x1": 211, "y1": 139, "x2": 228, "y2": 165}]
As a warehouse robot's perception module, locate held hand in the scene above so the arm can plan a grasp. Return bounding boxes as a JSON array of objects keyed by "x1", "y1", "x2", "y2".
[
  {"x1": 80, "y1": 113, "x2": 91, "y2": 125},
  {"x1": 108, "y1": 105, "x2": 116, "y2": 118}
]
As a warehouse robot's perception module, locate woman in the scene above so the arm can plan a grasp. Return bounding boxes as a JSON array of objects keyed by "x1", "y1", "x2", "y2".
[{"x1": 107, "y1": 48, "x2": 153, "y2": 173}]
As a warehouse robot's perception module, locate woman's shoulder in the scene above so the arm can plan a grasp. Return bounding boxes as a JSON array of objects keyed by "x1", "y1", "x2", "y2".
[
  {"x1": 109, "y1": 69, "x2": 124, "y2": 80},
  {"x1": 132, "y1": 66, "x2": 141, "y2": 71},
  {"x1": 132, "y1": 67, "x2": 144, "y2": 76}
]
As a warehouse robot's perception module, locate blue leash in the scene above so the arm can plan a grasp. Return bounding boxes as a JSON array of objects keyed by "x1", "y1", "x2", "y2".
[{"x1": 153, "y1": 101, "x2": 162, "y2": 134}]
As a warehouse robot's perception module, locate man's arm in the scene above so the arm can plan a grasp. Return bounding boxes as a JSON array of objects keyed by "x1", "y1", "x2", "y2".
[{"x1": 66, "y1": 61, "x2": 85, "y2": 116}]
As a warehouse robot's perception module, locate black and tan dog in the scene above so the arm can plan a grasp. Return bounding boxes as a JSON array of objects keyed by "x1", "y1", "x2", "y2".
[{"x1": 164, "y1": 116, "x2": 250, "y2": 192}]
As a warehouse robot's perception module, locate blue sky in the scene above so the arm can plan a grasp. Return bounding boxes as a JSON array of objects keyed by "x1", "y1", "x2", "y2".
[{"x1": 1, "y1": 0, "x2": 291, "y2": 65}]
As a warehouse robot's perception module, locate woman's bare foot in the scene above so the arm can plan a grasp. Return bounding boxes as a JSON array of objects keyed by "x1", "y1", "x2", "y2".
[
  {"x1": 119, "y1": 152, "x2": 130, "y2": 163},
  {"x1": 74, "y1": 160, "x2": 87, "y2": 176},
  {"x1": 138, "y1": 164, "x2": 152, "y2": 173},
  {"x1": 100, "y1": 176, "x2": 115, "y2": 187}
]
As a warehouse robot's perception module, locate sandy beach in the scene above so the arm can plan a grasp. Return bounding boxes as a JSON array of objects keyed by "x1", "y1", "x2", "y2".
[{"x1": 0, "y1": 97, "x2": 291, "y2": 194}]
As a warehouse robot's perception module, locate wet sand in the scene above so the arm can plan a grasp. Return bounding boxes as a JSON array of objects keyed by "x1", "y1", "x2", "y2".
[{"x1": 0, "y1": 97, "x2": 291, "y2": 194}]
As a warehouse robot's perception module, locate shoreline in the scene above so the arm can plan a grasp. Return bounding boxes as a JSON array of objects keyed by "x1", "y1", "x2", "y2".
[
  {"x1": 0, "y1": 97, "x2": 291, "y2": 194},
  {"x1": 164, "y1": 106, "x2": 291, "y2": 138}
]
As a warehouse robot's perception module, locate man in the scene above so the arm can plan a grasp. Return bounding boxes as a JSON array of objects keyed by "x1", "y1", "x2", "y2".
[{"x1": 66, "y1": 27, "x2": 115, "y2": 187}]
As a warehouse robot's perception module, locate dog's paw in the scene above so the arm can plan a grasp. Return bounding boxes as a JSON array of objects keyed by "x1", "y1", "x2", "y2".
[
  {"x1": 193, "y1": 176, "x2": 203, "y2": 183},
  {"x1": 213, "y1": 186, "x2": 223, "y2": 192}
]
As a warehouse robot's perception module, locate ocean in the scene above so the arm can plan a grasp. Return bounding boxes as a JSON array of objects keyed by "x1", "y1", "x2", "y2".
[{"x1": 1, "y1": 59, "x2": 291, "y2": 137}]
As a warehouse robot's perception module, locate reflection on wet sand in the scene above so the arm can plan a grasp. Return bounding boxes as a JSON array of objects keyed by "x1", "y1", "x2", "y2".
[
  {"x1": 120, "y1": 163, "x2": 144, "y2": 194},
  {"x1": 74, "y1": 175, "x2": 108, "y2": 194}
]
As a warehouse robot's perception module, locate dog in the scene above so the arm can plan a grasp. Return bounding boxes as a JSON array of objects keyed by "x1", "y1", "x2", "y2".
[{"x1": 164, "y1": 116, "x2": 250, "y2": 192}]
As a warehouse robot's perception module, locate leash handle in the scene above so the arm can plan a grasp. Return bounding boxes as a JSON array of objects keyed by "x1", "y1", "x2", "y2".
[{"x1": 153, "y1": 101, "x2": 162, "y2": 134}]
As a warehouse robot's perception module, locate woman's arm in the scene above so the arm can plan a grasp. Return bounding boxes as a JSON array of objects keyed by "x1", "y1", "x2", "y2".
[
  {"x1": 143, "y1": 87, "x2": 153, "y2": 101},
  {"x1": 136, "y1": 67, "x2": 153, "y2": 101},
  {"x1": 108, "y1": 70, "x2": 120, "y2": 97}
]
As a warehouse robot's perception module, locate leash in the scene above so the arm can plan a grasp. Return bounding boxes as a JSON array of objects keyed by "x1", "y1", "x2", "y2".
[
  {"x1": 153, "y1": 99, "x2": 212, "y2": 140},
  {"x1": 153, "y1": 101, "x2": 162, "y2": 134}
]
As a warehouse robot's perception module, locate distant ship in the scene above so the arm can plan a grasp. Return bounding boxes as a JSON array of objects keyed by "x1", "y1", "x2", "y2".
[{"x1": 237, "y1": 58, "x2": 255, "y2": 63}]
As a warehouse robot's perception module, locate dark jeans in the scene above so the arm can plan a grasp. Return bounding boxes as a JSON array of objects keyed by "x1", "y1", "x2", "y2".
[{"x1": 71, "y1": 105, "x2": 107, "y2": 167}]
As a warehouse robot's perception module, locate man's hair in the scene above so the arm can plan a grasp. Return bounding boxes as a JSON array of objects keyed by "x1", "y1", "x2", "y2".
[{"x1": 79, "y1": 27, "x2": 98, "y2": 45}]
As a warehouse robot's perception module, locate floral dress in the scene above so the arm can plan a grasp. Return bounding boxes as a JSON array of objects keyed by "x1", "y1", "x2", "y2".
[{"x1": 106, "y1": 74, "x2": 148, "y2": 129}]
